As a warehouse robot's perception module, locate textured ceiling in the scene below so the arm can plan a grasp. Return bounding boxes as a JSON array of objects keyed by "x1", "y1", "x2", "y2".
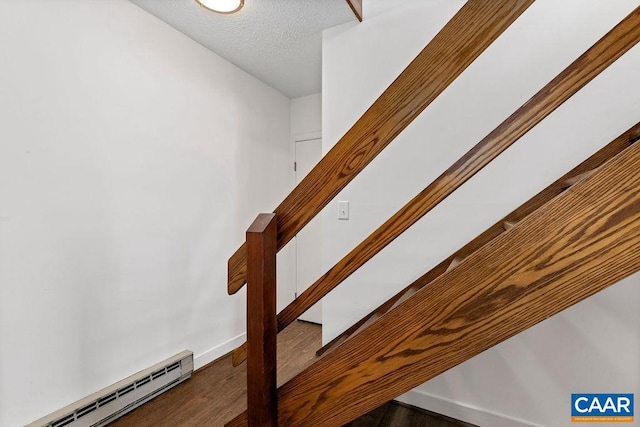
[{"x1": 129, "y1": 0, "x2": 357, "y2": 98}]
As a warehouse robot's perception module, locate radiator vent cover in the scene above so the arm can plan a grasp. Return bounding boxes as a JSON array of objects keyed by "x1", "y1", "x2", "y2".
[{"x1": 28, "y1": 350, "x2": 193, "y2": 427}]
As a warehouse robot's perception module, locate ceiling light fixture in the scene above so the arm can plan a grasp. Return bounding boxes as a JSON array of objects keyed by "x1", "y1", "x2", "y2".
[{"x1": 195, "y1": 0, "x2": 244, "y2": 14}]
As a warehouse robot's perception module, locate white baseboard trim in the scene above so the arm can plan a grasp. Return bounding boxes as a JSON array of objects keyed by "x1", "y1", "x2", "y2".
[
  {"x1": 193, "y1": 333, "x2": 246, "y2": 370},
  {"x1": 397, "y1": 389, "x2": 542, "y2": 427}
]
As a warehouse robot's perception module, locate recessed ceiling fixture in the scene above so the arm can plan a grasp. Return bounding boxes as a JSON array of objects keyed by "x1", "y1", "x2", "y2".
[{"x1": 195, "y1": 0, "x2": 244, "y2": 14}]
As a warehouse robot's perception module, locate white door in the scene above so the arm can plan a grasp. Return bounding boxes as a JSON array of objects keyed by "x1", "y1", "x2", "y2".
[{"x1": 295, "y1": 137, "x2": 323, "y2": 324}]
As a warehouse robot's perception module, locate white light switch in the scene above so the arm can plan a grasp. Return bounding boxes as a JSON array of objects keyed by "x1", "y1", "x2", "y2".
[{"x1": 338, "y1": 201, "x2": 349, "y2": 220}]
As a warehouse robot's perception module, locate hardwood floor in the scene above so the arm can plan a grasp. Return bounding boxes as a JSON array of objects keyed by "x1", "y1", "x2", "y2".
[
  {"x1": 110, "y1": 321, "x2": 475, "y2": 427},
  {"x1": 345, "y1": 402, "x2": 478, "y2": 427}
]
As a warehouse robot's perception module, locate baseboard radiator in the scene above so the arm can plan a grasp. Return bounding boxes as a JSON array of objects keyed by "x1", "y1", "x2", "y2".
[{"x1": 28, "y1": 350, "x2": 193, "y2": 427}]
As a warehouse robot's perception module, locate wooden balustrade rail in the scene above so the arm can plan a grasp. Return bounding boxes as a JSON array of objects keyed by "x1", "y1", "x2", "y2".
[
  {"x1": 273, "y1": 4, "x2": 640, "y2": 330},
  {"x1": 227, "y1": 133, "x2": 640, "y2": 427},
  {"x1": 227, "y1": 0, "x2": 536, "y2": 294},
  {"x1": 245, "y1": 214, "x2": 278, "y2": 427},
  {"x1": 231, "y1": 5, "x2": 640, "y2": 366},
  {"x1": 345, "y1": 0, "x2": 362, "y2": 22}
]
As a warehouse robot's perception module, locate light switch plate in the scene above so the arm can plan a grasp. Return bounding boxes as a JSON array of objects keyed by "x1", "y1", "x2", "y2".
[{"x1": 338, "y1": 201, "x2": 349, "y2": 220}]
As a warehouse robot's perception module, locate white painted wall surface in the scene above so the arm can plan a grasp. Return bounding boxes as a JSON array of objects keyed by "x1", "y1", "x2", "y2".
[
  {"x1": 0, "y1": 1, "x2": 291, "y2": 426},
  {"x1": 291, "y1": 93, "x2": 322, "y2": 136},
  {"x1": 322, "y1": 1, "x2": 640, "y2": 426}
]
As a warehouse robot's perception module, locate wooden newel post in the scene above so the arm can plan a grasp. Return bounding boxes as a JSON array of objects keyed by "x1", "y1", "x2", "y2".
[{"x1": 246, "y1": 213, "x2": 278, "y2": 427}]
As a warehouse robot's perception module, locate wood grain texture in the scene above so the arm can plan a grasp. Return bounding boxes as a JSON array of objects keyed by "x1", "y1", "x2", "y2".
[
  {"x1": 227, "y1": 0, "x2": 536, "y2": 294},
  {"x1": 233, "y1": 10, "x2": 640, "y2": 362},
  {"x1": 245, "y1": 214, "x2": 277, "y2": 427},
  {"x1": 316, "y1": 121, "x2": 640, "y2": 355},
  {"x1": 273, "y1": 6, "x2": 640, "y2": 334},
  {"x1": 230, "y1": 133, "x2": 640, "y2": 427},
  {"x1": 346, "y1": 0, "x2": 363, "y2": 22}
]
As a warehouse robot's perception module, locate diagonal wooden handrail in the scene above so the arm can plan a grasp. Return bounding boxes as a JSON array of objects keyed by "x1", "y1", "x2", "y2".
[
  {"x1": 345, "y1": 0, "x2": 362, "y2": 22},
  {"x1": 273, "y1": 5, "x2": 640, "y2": 331},
  {"x1": 231, "y1": 4, "x2": 640, "y2": 366},
  {"x1": 227, "y1": 0, "x2": 536, "y2": 294},
  {"x1": 316, "y1": 121, "x2": 640, "y2": 357},
  {"x1": 227, "y1": 134, "x2": 640, "y2": 427}
]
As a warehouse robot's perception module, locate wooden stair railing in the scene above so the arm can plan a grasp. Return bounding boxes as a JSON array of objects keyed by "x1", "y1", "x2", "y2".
[
  {"x1": 345, "y1": 0, "x2": 363, "y2": 22},
  {"x1": 272, "y1": 4, "x2": 640, "y2": 327},
  {"x1": 231, "y1": 5, "x2": 640, "y2": 366},
  {"x1": 245, "y1": 214, "x2": 278, "y2": 427},
  {"x1": 317, "y1": 121, "x2": 640, "y2": 357},
  {"x1": 227, "y1": 132, "x2": 640, "y2": 427},
  {"x1": 227, "y1": 0, "x2": 536, "y2": 294}
]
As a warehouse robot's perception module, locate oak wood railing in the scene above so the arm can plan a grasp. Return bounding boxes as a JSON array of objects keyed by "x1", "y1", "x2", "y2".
[
  {"x1": 227, "y1": 0, "x2": 536, "y2": 294},
  {"x1": 231, "y1": 5, "x2": 640, "y2": 366},
  {"x1": 228, "y1": 4, "x2": 640, "y2": 427},
  {"x1": 273, "y1": 6, "x2": 640, "y2": 326},
  {"x1": 345, "y1": 0, "x2": 362, "y2": 22},
  {"x1": 229, "y1": 132, "x2": 640, "y2": 427}
]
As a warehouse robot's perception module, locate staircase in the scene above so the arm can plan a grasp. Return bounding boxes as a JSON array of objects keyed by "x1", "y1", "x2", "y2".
[{"x1": 225, "y1": 2, "x2": 640, "y2": 426}]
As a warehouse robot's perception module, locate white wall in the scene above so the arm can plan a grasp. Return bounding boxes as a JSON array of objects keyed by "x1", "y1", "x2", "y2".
[
  {"x1": 0, "y1": 1, "x2": 291, "y2": 426},
  {"x1": 291, "y1": 93, "x2": 322, "y2": 136},
  {"x1": 322, "y1": 1, "x2": 640, "y2": 426}
]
